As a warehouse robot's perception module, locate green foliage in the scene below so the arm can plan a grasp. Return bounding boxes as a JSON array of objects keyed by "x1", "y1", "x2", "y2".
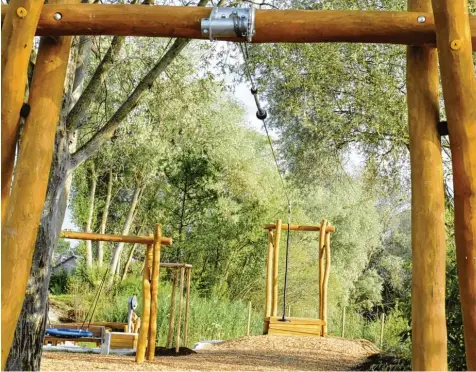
[{"x1": 49, "y1": 268, "x2": 69, "y2": 295}]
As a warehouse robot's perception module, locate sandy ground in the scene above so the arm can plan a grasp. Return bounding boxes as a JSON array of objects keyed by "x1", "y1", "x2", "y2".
[{"x1": 41, "y1": 335, "x2": 379, "y2": 371}]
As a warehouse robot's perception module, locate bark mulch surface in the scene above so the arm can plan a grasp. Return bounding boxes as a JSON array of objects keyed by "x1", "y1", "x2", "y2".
[{"x1": 41, "y1": 335, "x2": 380, "y2": 371}]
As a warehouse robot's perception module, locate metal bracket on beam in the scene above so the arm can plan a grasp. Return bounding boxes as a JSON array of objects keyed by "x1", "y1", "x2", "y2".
[{"x1": 201, "y1": 6, "x2": 255, "y2": 42}]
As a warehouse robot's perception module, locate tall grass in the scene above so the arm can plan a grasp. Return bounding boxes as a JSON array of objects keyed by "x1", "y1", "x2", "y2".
[{"x1": 54, "y1": 275, "x2": 263, "y2": 348}]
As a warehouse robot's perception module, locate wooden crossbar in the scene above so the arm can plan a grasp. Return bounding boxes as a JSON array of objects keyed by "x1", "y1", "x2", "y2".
[
  {"x1": 1, "y1": 5, "x2": 476, "y2": 50},
  {"x1": 264, "y1": 223, "x2": 336, "y2": 233},
  {"x1": 60, "y1": 230, "x2": 172, "y2": 246}
]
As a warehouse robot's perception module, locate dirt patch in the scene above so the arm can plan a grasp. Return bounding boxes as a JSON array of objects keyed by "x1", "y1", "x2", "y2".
[{"x1": 41, "y1": 335, "x2": 379, "y2": 371}]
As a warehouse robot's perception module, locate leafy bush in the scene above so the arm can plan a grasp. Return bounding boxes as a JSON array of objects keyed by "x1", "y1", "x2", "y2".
[{"x1": 49, "y1": 268, "x2": 69, "y2": 295}]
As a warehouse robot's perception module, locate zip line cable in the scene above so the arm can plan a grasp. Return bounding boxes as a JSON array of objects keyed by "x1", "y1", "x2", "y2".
[{"x1": 239, "y1": 41, "x2": 291, "y2": 322}]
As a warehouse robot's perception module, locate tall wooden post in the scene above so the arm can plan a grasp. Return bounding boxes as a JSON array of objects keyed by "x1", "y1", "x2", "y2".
[
  {"x1": 0, "y1": 1, "x2": 74, "y2": 365},
  {"x1": 318, "y1": 219, "x2": 327, "y2": 336},
  {"x1": 407, "y1": 0, "x2": 448, "y2": 369},
  {"x1": 265, "y1": 230, "x2": 274, "y2": 318},
  {"x1": 247, "y1": 301, "x2": 252, "y2": 336},
  {"x1": 1, "y1": 0, "x2": 44, "y2": 224},
  {"x1": 183, "y1": 267, "x2": 192, "y2": 347},
  {"x1": 431, "y1": 0, "x2": 476, "y2": 368},
  {"x1": 272, "y1": 220, "x2": 282, "y2": 317},
  {"x1": 147, "y1": 224, "x2": 162, "y2": 360},
  {"x1": 175, "y1": 267, "x2": 185, "y2": 353},
  {"x1": 167, "y1": 271, "x2": 178, "y2": 348},
  {"x1": 322, "y1": 231, "x2": 331, "y2": 336},
  {"x1": 136, "y1": 243, "x2": 153, "y2": 363}
]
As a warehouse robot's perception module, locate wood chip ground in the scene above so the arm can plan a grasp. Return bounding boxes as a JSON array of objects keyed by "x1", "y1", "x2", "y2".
[{"x1": 41, "y1": 335, "x2": 380, "y2": 371}]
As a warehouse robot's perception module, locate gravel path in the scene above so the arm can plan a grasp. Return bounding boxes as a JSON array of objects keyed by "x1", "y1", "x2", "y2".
[{"x1": 41, "y1": 335, "x2": 379, "y2": 371}]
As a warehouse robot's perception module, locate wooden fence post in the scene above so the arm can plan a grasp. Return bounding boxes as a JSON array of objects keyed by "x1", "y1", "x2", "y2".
[
  {"x1": 318, "y1": 220, "x2": 327, "y2": 336},
  {"x1": 135, "y1": 243, "x2": 153, "y2": 363},
  {"x1": 272, "y1": 220, "x2": 282, "y2": 317},
  {"x1": 147, "y1": 224, "x2": 162, "y2": 360},
  {"x1": 175, "y1": 267, "x2": 185, "y2": 353},
  {"x1": 379, "y1": 313, "x2": 385, "y2": 349},
  {"x1": 247, "y1": 302, "x2": 252, "y2": 336},
  {"x1": 183, "y1": 267, "x2": 192, "y2": 347},
  {"x1": 322, "y1": 230, "x2": 331, "y2": 336},
  {"x1": 167, "y1": 271, "x2": 177, "y2": 349},
  {"x1": 341, "y1": 306, "x2": 346, "y2": 338},
  {"x1": 431, "y1": 0, "x2": 476, "y2": 368},
  {"x1": 265, "y1": 230, "x2": 274, "y2": 318}
]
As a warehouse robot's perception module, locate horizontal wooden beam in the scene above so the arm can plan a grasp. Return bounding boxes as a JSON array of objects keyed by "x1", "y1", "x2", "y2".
[
  {"x1": 60, "y1": 230, "x2": 172, "y2": 246},
  {"x1": 160, "y1": 263, "x2": 192, "y2": 269},
  {"x1": 264, "y1": 223, "x2": 336, "y2": 233},
  {"x1": 1, "y1": 5, "x2": 475, "y2": 49}
]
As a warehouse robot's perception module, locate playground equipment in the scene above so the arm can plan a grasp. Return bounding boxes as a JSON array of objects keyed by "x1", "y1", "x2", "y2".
[
  {"x1": 263, "y1": 220, "x2": 335, "y2": 337},
  {"x1": 1, "y1": 1, "x2": 475, "y2": 370}
]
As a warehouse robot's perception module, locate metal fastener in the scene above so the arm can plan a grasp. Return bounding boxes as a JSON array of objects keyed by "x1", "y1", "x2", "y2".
[
  {"x1": 53, "y1": 12, "x2": 62, "y2": 21},
  {"x1": 450, "y1": 39, "x2": 462, "y2": 50},
  {"x1": 203, "y1": 28, "x2": 209, "y2": 34},
  {"x1": 16, "y1": 7, "x2": 27, "y2": 18},
  {"x1": 417, "y1": 15, "x2": 426, "y2": 23}
]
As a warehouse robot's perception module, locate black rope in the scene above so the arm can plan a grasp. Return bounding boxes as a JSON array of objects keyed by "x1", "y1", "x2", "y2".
[{"x1": 239, "y1": 41, "x2": 292, "y2": 321}]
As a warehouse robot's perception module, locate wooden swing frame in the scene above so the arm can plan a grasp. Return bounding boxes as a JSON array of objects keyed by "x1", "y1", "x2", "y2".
[
  {"x1": 60, "y1": 228, "x2": 192, "y2": 361},
  {"x1": 1, "y1": 0, "x2": 475, "y2": 369},
  {"x1": 263, "y1": 219, "x2": 335, "y2": 337}
]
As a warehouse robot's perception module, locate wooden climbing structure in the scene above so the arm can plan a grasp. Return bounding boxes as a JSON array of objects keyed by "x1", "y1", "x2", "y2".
[
  {"x1": 263, "y1": 220, "x2": 335, "y2": 337},
  {"x1": 1, "y1": 1, "x2": 475, "y2": 370}
]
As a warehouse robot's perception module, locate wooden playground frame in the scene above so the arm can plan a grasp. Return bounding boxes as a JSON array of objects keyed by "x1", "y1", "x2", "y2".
[
  {"x1": 1, "y1": 1, "x2": 475, "y2": 370},
  {"x1": 60, "y1": 227, "x2": 192, "y2": 360},
  {"x1": 263, "y1": 220, "x2": 335, "y2": 337}
]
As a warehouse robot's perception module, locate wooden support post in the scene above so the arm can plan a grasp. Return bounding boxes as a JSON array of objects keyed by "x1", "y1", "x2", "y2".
[
  {"x1": 247, "y1": 302, "x2": 252, "y2": 336},
  {"x1": 175, "y1": 267, "x2": 185, "y2": 353},
  {"x1": 167, "y1": 271, "x2": 177, "y2": 349},
  {"x1": 0, "y1": 0, "x2": 74, "y2": 366},
  {"x1": 272, "y1": 220, "x2": 282, "y2": 317},
  {"x1": 318, "y1": 219, "x2": 327, "y2": 336},
  {"x1": 431, "y1": 1, "x2": 476, "y2": 369},
  {"x1": 341, "y1": 307, "x2": 346, "y2": 338},
  {"x1": 183, "y1": 267, "x2": 192, "y2": 347},
  {"x1": 1, "y1": 0, "x2": 44, "y2": 224},
  {"x1": 265, "y1": 230, "x2": 274, "y2": 318},
  {"x1": 379, "y1": 313, "x2": 385, "y2": 349},
  {"x1": 147, "y1": 225, "x2": 162, "y2": 361},
  {"x1": 135, "y1": 243, "x2": 153, "y2": 363},
  {"x1": 322, "y1": 231, "x2": 331, "y2": 336},
  {"x1": 407, "y1": 0, "x2": 448, "y2": 369}
]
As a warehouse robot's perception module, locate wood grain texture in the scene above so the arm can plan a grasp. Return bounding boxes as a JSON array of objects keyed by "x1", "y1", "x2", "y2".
[
  {"x1": 135, "y1": 244, "x2": 153, "y2": 363},
  {"x1": 431, "y1": 0, "x2": 476, "y2": 369},
  {"x1": 60, "y1": 230, "x2": 172, "y2": 246},
  {"x1": 264, "y1": 223, "x2": 336, "y2": 232},
  {"x1": 1, "y1": 0, "x2": 44, "y2": 225},
  {"x1": 0, "y1": 0, "x2": 71, "y2": 364},
  {"x1": 407, "y1": 0, "x2": 448, "y2": 369},
  {"x1": 183, "y1": 268, "x2": 192, "y2": 347},
  {"x1": 265, "y1": 230, "x2": 274, "y2": 318},
  {"x1": 322, "y1": 232, "x2": 331, "y2": 336},
  {"x1": 147, "y1": 225, "x2": 161, "y2": 361},
  {"x1": 175, "y1": 267, "x2": 185, "y2": 353},
  {"x1": 272, "y1": 219, "x2": 282, "y2": 317},
  {"x1": 318, "y1": 219, "x2": 327, "y2": 336},
  {"x1": 1, "y1": 4, "x2": 476, "y2": 49}
]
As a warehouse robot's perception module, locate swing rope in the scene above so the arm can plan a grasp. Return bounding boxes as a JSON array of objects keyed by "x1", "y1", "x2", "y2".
[
  {"x1": 239, "y1": 41, "x2": 292, "y2": 321},
  {"x1": 80, "y1": 266, "x2": 110, "y2": 330}
]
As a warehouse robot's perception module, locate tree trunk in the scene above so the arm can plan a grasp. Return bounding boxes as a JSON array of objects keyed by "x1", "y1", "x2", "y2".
[
  {"x1": 6, "y1": 131, "x2": 73, "y2": 371},
  {"x1": 108, "y1": 184, "x2": 143, "y2": 284},
  {"x1": 85, "y1": 163, "x2": 97, "y2": 268},
  {"x1": 121, "y1": 243, "x2": 139, "y2": 281},
  {"x1": 98, "y1": 168, "x2": 113, "y2": 266}
]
